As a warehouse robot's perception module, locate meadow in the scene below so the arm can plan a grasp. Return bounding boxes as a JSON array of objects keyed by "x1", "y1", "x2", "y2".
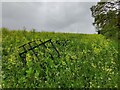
[{"x1": 2, "y1": 28, "x2": 119, "y2": 88}]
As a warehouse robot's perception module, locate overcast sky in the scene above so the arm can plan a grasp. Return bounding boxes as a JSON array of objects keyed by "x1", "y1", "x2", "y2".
[
  {"x1": 0, "y1": 2, "x2": 2, "y2": 28},
  {"x1": 2, "y1": 2, "x2": 98, "y2": 34}
]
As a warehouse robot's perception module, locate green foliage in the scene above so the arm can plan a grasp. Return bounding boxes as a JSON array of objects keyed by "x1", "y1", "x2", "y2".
[
  {"x1": 0, "y1": 28, "x2": 2, "y2": 89},
  {"x1": 90, "y1": 1, "x2": 119, "y2": 40},
  {"x1": 2, "y1": 28, "x2": 118, "y2": 88}
]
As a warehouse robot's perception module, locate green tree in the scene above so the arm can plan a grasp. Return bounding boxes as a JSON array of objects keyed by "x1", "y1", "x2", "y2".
[{"x1": 90, "y1": 0, "x2": 120, "y2": 39}]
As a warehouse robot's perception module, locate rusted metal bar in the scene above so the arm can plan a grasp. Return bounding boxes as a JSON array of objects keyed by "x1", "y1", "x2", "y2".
[
  {"x1": 50, "y1": 40, "x2": 60, "y2": 57},
  {"x1": 19, "y1": 39, "x2": 60, "y2": 66}
]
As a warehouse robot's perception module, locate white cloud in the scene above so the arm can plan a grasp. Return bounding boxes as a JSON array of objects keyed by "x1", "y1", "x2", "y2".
[
  {"x1": 0, "y1": 2, "x2": 2, "y2": 28},
  {"x1": 2, "y1": 2, "x2": 97, "y2": 34},
  {"x1": 1, "y1": 0, "x2": 100, "y2": 2}
]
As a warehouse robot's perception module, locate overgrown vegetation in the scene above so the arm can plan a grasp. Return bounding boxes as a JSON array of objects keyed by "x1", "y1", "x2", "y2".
[
  {"x1": 2, "y1": 28, "x2": 118, "y2": 88},
  {"x1": 0, "y1": 28, "x2": 2, "y2": 89},
  {"x1": 90, "y1": 0, "x2": 120, "y2": 40}
]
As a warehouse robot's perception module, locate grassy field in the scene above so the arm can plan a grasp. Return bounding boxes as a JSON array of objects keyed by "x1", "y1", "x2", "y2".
[
  {"x1": 2, "y1": 28, "x2": 119, "y2": 88},
  {"x1": 0, "y1": 28, "x2": 2, "y2": 89}
]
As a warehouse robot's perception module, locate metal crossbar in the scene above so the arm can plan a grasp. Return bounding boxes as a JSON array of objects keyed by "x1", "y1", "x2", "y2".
[{"x1": 19, "y1": 39, "x2": 60, "y2": 66}]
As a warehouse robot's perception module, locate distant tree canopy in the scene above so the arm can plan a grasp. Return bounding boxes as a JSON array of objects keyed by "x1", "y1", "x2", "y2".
[{"x1": 90, "y1": 0, "x2": 120, "y2": 39}]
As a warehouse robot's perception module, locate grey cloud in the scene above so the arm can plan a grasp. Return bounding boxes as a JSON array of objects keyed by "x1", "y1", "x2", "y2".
[
  {"x1": 1, "y1": 0, "x2": 100, "y2": 2},
  {"x1": 0, "y1": 3, "x2": 2, "y2": 28},
  {"x1": 2, "y1": 2, "x2": 97, "y2": 34}
]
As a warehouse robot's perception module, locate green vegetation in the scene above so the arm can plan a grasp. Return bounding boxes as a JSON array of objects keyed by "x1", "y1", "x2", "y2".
[
  {"x1": 90, "y1": 0, "x2": 119, "y2": 40},
  {"x1": 2, "y1": 28, "x2": 118, "y2": 88},
  {"x1": 0, "y1": 28, "x2": 2, "y2": 89}
]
